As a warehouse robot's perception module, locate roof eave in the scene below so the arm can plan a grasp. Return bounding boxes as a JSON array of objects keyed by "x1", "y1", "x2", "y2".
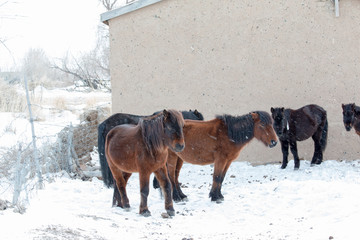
[{"x1": 100, "y1": 0, "x2": 163, "y2": 25}]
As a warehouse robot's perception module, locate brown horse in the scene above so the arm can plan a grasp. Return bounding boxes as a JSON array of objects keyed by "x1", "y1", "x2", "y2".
[
  {"x1": 166, "y1": 111, "x2": 277, "y2": 203},
  {"x1": 342, "y1": 103, "x2": 360, "y2": 136},
  {"x1": 105, "y1": 109, "x2": 185, "y2": 217}
]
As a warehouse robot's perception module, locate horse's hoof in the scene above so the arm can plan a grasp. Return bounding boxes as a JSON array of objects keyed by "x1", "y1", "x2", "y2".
[
  {"x1": 166, "y1": 209, "x2": 175, "y2": 216},
  {"x1": 280, "y1": 166, "x2": 287, "y2": 169},
  {"x1": 216, "y1": 199, "x2": 223, "y2": 204},
  {"x1": 140, "y1": 210, "x2": 151, "y2": 217},
  {"x1": 181, "y1": 197, "x2": 189, "y2": 202},
  {"x1": 124, "y1": 207, "x2": 131, "y2": 212},
  {"x1": 294, "y1": 167, "x2": 299, "y2": 171}
]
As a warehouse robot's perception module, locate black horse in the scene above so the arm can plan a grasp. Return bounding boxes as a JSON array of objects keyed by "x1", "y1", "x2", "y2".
[
  {"x1": 270, "y1": 104, "x2": 328, "y2": 169},
  {"x1": 342, "y1": 103, "x2": 360, "y2": 136},
  {"x1": 98, "y1": 109, "x2": 204, "y2": 206}
]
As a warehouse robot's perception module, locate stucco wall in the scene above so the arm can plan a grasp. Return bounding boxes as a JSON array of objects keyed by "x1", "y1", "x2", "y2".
[{"x1": 107, "y1": 0, "x2": 360, "y2": 165}]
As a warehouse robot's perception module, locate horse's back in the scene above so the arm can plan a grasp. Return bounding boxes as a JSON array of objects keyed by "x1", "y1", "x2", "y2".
[
  {"x1": 290, "y1": 104, "x2": 327, "y2": 141},
  {"x1": 177, "y1": 118, "x2": 230, "y2": 165},
  {"x1": 106, "y1": 124, "x2": 140, "y2": 167},
  {"x1": 183, "y1": 119, "x2": 222, "y2": 138}
]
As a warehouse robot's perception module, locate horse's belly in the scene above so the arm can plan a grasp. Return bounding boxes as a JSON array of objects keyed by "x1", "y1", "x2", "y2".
[{"x1": 177, "y1": 148, "x2": 215, "y2": 165}]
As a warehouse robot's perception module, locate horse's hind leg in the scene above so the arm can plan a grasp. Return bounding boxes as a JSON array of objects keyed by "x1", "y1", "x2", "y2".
[
  {"x1": 139, "y1": 172, "x2": 151, "y2": 217},
  {"x1": 311, "y1": 134, "x2": 323, "y2": 166},
  {"x1": 154, "y1": 166, "x2": 175, "y2": 216},
  {"x1": 175, "y1": 158, "x2": 187, "y2": 201},
  {"x1": 112, "y1": 183, "x2": 121, "y2": 207},
  {"x1": 112, "y1": 172, "x2": 132, "y2": 207},
  {"x1": 113, "y1": 169, "x2": 131, "y2": 209}
]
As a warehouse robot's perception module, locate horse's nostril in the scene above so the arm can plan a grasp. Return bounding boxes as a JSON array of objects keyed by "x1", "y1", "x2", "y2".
[
  {"x1": 270, "y1": 140, "x2": 277, "y2": 147},
  {"x1": 175, "y1": 143, "x2": 185, "y2": 152}
]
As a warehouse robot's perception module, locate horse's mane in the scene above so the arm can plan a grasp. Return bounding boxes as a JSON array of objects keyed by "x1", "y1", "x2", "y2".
[
  {"x1": 217, "y1": 111, "x2": 272, "y2": 144},
  {"x1": 255, "y1": 111, "x2": 273, "y2": 126},
  {"x1": 354, "y1": 105, "x2": 360, "y2": 117},
  {"x1": 139, "y1": 113, "x2": 165, "y2": 157},
  {"x1": 216, "y1": 113, "x2": 254, "y2": 144},
  {"x1": 153, "y1": 109, "x2": 204, "y2": 121}
]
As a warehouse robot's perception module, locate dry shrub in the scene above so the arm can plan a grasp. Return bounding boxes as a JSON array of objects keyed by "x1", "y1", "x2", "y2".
[
  {"x1": 0, "y1": 80, "x2": 26, "y2": 112},
  {"x1": 52, "y1": 96, "x2": 67, "y2": 110}
]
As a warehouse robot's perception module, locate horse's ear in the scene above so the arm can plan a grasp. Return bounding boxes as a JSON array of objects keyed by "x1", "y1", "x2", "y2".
[
  {"x1": 251, "y1": 112, "x2": 260, "y2": 122},
  {"x1": 280, "y1": 107, "x2": 284, "y2": 112},
  {"x1": 194, "y1": 109, "x2": 199, "y2": 114},
  {"x1": 163, "y1": 109, "x2": 169, "y2": 119},
  {"x1": 342, "y1": 104, "x2": 345, "y2": 110},
  {"x1": 351, "y1": 103, "x2": 355, "y2": 111},
  {"x1": 270, "y1": 107, "x2": 274, "y2": 113}
]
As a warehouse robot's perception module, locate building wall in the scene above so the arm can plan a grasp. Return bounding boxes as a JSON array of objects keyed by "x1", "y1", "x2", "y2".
[{"x1": 107, "y1": 0, "x2": 360, "y2": 165}]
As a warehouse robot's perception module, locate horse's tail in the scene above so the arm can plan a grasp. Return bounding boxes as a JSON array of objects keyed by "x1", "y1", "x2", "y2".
[
  {"x1": 98, "y1": 122, "x2": 114, "y2": 188},
  {"x1": 320, "y1": 118, "x2": 328, "y2": 152}
]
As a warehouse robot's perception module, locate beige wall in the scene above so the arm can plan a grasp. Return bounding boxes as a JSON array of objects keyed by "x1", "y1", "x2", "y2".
[{"x1": 107, "y1": 0, "x2": 360, "y2": 165}]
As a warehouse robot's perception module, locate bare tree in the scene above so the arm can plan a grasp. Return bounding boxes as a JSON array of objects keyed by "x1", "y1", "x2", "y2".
[
  {"x1": 99, "y1": 0, "x2": 118, "y2": 11},
  {"x1": 0, "y1": 0, "x2": 20, "y2": 67},
  {"x1": 52, "y1": 43, "x2": 110, "y2": 91}
]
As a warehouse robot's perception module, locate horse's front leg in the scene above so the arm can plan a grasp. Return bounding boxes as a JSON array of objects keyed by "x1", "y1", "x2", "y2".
[
  {"x1": 209, "y1": 160, "x2": 226, "y2": 203},
  {"x1": 280, "y1": 140, "x2": 289, "y2": 169},
  {"x1": 154, "y1": 166, "x2": 175, "y2": 216},
  {"x1": 289, "y1": 141, "x2": 300, "y2": 170},
  {"x1": 139, "y1": 172, "x2": 151, "y2": 217}
]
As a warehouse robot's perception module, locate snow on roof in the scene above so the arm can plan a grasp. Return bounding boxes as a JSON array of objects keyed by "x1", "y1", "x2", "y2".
[{"x1": 100, "y1": 0, "x2": 162, "y2": 25}]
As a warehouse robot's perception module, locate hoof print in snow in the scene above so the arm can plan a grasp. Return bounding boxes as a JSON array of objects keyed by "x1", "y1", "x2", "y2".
[{"x1": 161, "y1": 212, "x2": 171, "y2": 218}]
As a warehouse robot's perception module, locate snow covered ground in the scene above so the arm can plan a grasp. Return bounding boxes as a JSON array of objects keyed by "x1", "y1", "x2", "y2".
[
  {"x1": 1, "y1": 86, "x2": 360, "y2": 239},
  {"x1": 1, "y1": 159, "x2": 360, "y2": 240}
]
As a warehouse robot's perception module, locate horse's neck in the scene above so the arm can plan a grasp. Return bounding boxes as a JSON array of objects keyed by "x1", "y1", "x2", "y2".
[
  {"x1": 284, "y1": 109, "x2": 291, "y2": 130},
  {"x1": 354, "y1": 105, "x2": 360, "y2": 118}
]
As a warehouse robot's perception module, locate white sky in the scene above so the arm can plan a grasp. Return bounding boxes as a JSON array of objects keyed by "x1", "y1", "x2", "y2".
[{"x1": 0, "y1": 0, "x2": 108, "y2": 70}]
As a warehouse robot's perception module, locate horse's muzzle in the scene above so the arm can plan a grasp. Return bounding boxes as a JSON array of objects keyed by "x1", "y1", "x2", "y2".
[
  {"x1": 345, "y1": 125, "x2": 352, "y2": 131},
  {"x1": 269, "y1": 140, "x2": 277, "y2": 148},
  {"x1": 174, "y1": 143, "x2": 185, "y2": 152}
]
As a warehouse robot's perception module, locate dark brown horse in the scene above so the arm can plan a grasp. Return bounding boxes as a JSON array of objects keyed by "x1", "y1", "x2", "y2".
[
  {"x1": 98, "y1": 110, "x2": 203, "y2": 188},
  {"x1": 342, "y1": 103, "x2": 360, "y2": 136},
  {"x1": 105, "y1": 110, "x2": 185, "y2": 217},
  {"x1": 270, "y1": 104, "x2": 328, "y2": 170},
  {"x1": 165, "y1": 111, "x2": 277, "y2": 203}
]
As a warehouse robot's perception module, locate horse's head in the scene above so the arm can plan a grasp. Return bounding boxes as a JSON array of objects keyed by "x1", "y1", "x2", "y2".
[
  {"x1": 270, "y1": 107, "x2": 288, "y2": 137},
  {"x1": 181, "y1": 109, "x2": 204, "y2": 121},
  {"x1": 191, "y1": 109, "x2": 204, "y2": 120},
  {"x1": 162, "y1": 109, "x2": 185, "y2": 152},
  {"x1": 342, "y1": 103, "x2": 355, "y2": 131},
  {"x1": 251, "y1": 111, "x2": 277, "y2": 148}
]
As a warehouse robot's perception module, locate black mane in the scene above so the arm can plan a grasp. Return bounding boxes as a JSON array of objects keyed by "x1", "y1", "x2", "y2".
[
  {"x1": 255, "y1": 111, "x2": 273, "y2": 126},
  {"x1": 216, "y1": 113, "x2": 254, "y2": 144},
  {"x1": 217, "y1": 111, "x2": 272, "y2": 144},
  {"x1": 153, "y1": 109, "x2": 204, "y2": 120}
]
